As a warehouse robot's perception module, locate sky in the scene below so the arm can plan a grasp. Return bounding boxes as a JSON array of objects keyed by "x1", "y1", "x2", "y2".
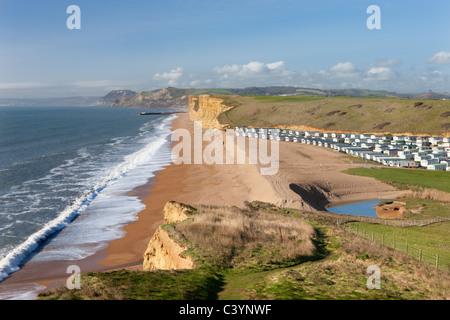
[{"x1": 0, "y1": 0, "x2": 449, "y2": 98}]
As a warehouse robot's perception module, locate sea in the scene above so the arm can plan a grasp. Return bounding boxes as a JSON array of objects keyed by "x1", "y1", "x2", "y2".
[{"x1": 0, "y1": 105, "x2": 177, "y2": 298}]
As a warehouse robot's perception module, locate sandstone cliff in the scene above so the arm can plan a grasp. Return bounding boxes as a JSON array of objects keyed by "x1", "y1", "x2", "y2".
[
  {"x1": 142, "y1": 201, "x2": 196, "y2": 271},
  {"x1": 375, "y1": 200, "x2": 406, "y2": 219},
  {"x1": 189, "y1": 95, "x2": 232, "y2": 129},
  {"x1": 163, "y1": 201, "x2": 197, "y2": 224}
]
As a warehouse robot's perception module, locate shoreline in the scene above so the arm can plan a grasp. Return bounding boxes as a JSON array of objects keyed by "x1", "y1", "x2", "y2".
[
  {"x1": 100, "y1": 113, "x2": 406, "y2": 269},
  {"x1": 0, "y1": 113, "x2": 182, "y2": 298},
  {"x1": 0, "y1": 112, "x2": 406, "y2": 299},
  {"x1": 99, "y1": 112, "x2": 283, "y2": 269}
]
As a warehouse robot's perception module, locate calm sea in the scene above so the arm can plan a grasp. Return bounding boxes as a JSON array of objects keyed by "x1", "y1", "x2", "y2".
[{"x1": 0, "y1": 106, "x2": 175, "y2": 285}]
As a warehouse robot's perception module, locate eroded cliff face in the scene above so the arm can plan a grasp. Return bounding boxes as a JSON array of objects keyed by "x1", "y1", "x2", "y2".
[
  {"x1": 189, "y1": 95, "x2": 231, "y2": 129},
  {"x1": 163, "y1": 201, "x2": 196, "y2": 224},
  {"x1": 142, "y1": 201, "x2": 195, "y2": 271}
]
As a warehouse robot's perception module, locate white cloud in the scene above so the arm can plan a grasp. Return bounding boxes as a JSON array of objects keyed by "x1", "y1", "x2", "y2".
[
  {"x1": 213, "y1": 61, "x2": 287, "y2": 77},
  {"x1": 213, "y1": 64, "x2": 241, "y2": 74},
  {"x1": 329, "y1": 62, "x2": 355, "y2": 73},
  {"x1": 367, "y1": 67, "x2": 393, "y2": 80},
  {"x1": 146, "y1": 59, "x2": 449, "y2": 94},
  {"x1": 153, "y1": 67, "x2": 184, "y2": 86},
  {"x1": 428, "y1": 51, "x2": 450, "y2": 64},
  {"x1": 242, "y1": 61, "x2": 266, "y2": 73},
  {"x1": 266, "y1": 61, "x2": 285, "y2": 70},
  {"x1": 154, "y1": 67, "x2": 184, "y2": 80}
]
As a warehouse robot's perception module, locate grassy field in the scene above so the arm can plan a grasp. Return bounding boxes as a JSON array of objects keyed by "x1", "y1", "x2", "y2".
[
  {"x1": 39, "y1": 202, "x2": 450, "y2": 300},
  {"x1": 400, "y1": 197, "x2": 450, "y2": 219},
  {"x1": 242, "y1": 95, "x2": 326, "y2": 103},
  {"x1": 341, "y1": 167, "x2": 450, "y2": 270},
  {"x1": 343, "y1": 167, "x2": 450, "y2": 193},
  {"x1": 214, "y1": 95, "x2": 450, "y2": 136},
  {"x1": 344, "y1": 221, "x2": 450, "y2": 271},
  {"x1": 39, "y1": 268, "x2": 223, "y2": 300}
]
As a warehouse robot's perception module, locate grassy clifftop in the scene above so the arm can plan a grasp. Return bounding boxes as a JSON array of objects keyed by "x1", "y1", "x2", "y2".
[
  {"x1": 39, "y1": 202, "x2": 449, "y2": 300},
  {"x1": 216, "y1": 95, "x2": 450, "y2": 136}
]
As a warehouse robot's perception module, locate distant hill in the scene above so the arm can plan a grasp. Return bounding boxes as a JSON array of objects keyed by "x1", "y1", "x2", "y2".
[
  {"x1": 97, "y1": 87, "x2": 450, "y2": 109},
  {"x1": 96, "y1": 90, "x2": 137, "y2": 106},
  {"x1": 98, "y1": 88, "x2": 189, "y2": 110},
  {"x1": 398, "y1": 91, "x2": 450, "y2": 100},
  {"x1": 2, "y1": 86, "x2": 447, "y2": 108}
]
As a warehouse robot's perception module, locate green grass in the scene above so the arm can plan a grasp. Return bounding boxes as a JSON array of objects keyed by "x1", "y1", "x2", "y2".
[
  {"x1": 220, "y1": 218, "x2": 450, "y2": 299},
  {"x1": 343, "y1": 167, "x2": 450, "y2": 193},
  {"x1": 345, "y1": 221, "x2": 450, "y2": 270},
  {"x1": 218, "y1": 268, "x2": 279, "y2": 300},
  {"x1": 214, "y1": 94, "x2": 450, "y2": 136},
  {"x1": 39, "y1": 203, "x2": 450, "y2": 300},
  {"x1": 400, "y1": 197, "x2": 450, "y2": 219},
  {"x1": 244, "y1": 95, "x2": 326, "y2": 103},
  {"x1": 39, "y1": 268, "x2": 224, "y2": 300}
]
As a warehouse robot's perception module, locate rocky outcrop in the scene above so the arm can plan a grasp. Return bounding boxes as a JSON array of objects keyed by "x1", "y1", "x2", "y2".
[
  {"x1": 375, "y1": 201, "x2": 406, "y2": 219},
  {"x1": 142, "y1": 201, "x2": 196, "y2": 271},
  {"x1": 163, "y1": 201, "x2": 196, "y2": 224},
  {"x1": 189, "y1": 95, "x2": 232, "y2": 129}
]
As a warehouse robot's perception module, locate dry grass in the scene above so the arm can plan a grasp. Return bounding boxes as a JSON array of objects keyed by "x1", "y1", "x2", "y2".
[
  {"x1": 400, "y1": 188, "x2": 450, "y2": 203},
  {"x1": 40, "y1": 201, "x2": 450, "y2": 300},
  {"x1": 175, "y1": 204, "x2": 317, "y2": 269},
  {"x1": 217, "y1": 95, "x2": 450, "y2": 136},
  {"x1": 332, "y1": 226, "x2": 450, "y2": 299},
  {"x1": 219, "y1": 203, "x2": 450, "y2": 300}
]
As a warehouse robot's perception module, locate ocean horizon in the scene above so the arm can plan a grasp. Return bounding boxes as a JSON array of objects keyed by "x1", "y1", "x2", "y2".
[{"x1": 0, "y1": 105, "x2": 176, "y2": 298}]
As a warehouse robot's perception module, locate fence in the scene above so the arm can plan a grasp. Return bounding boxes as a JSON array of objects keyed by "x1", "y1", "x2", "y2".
[
  {"x1": 336, "y1": 215, "x2": 450, "y2": 227},
  {"x1": 337, "y1": 220, "x2": 450, "y2": 272}
]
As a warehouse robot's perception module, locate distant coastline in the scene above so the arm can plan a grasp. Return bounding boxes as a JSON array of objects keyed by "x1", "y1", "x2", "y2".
[{"x1": 2, "y1": 85, "x2": 449, "y2": 109}]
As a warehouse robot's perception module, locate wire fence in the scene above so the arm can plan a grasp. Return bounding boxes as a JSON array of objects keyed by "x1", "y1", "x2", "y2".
[
  {"x1": 337, "y1": 220, "x2": 450, "y2": 272},
  {"x1": 336, "y1": 215, "x2": 450, "y2": 227}
]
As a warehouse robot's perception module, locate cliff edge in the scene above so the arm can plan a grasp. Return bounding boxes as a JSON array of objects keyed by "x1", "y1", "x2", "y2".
[
  {"x1": 189, "y1": 95, "x2": 232, "y2": 129},
  {"x1": 142, "y1": 201, "x2": 196, "y2": 271}
]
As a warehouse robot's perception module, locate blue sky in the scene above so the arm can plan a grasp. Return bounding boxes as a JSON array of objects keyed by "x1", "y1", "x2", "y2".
[{"x1": 0, "y1": 0, "x2": 449, "y2": 97}]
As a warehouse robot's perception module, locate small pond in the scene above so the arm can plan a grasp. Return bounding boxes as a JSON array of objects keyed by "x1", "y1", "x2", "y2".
[{"x1": 327, "y1": 199, "x2": 393, "y2": 218}]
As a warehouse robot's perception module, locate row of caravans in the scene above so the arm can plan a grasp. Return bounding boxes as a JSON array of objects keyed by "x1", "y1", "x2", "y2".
[{"x1": 234, "y1": 127, "x2": 450, "y2": 171}]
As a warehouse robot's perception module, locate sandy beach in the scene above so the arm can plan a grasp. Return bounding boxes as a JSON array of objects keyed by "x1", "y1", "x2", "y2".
[
  {"x1": 100, "y1": 112, "x2": 405, "y2": 269},
  {"x1": 100, "y1": 113, "x2": 282, "y2": 269},
  {"x1": 0, "y1": 112, "x2": 405, "y2": 298}
]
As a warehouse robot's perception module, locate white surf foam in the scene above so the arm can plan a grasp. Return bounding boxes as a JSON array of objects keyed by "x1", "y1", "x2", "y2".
[{"x1": 0, "y1": 114, "x2": 177, "y2": 282}]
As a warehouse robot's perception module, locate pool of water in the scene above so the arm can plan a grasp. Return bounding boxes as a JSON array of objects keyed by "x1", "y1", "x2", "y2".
[{"x1": 327, "y1": 199, "x2": 393, "y2": 218}]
